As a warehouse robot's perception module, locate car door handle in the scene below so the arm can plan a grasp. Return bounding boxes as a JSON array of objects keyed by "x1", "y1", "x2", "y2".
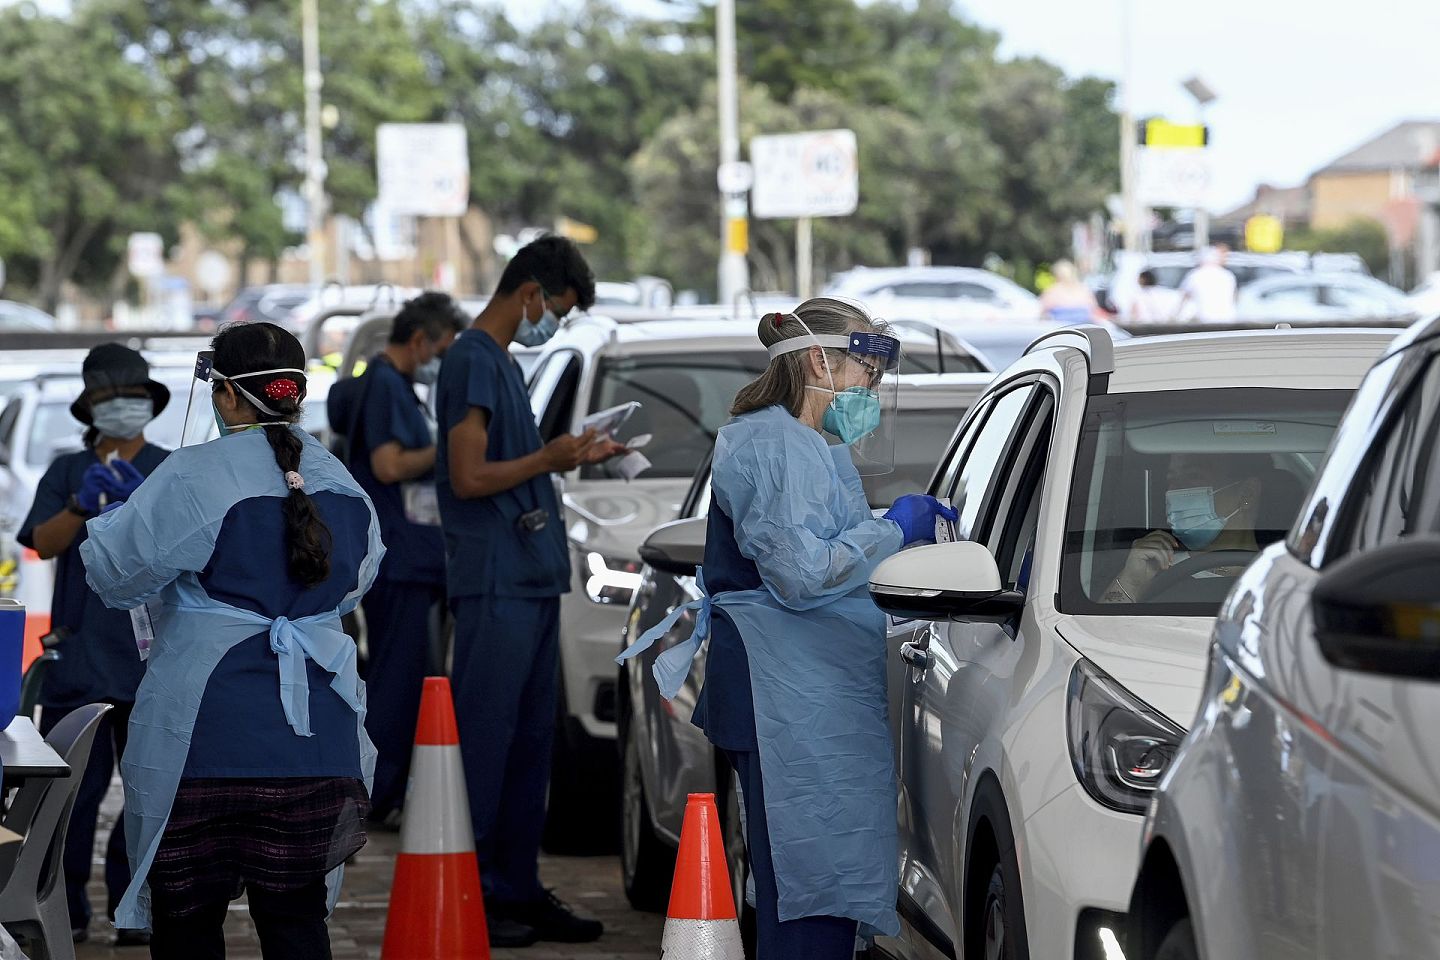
[{"x1": 900, "y1": 641, "x2": 934, "y2": 670}]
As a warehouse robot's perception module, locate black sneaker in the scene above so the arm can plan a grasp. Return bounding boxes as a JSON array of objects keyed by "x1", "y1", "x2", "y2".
[
  {"x1": 486, "y1": 915, "x2": 538, "y2": 949},
  {"x1": 490, "y1": 890, "x2": 603, "y2": 944},
  {"x1": 114, "y1": 929, "x2": 152, "y2": 948}
]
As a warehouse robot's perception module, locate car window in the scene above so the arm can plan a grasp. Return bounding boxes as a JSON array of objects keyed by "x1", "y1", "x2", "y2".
[
  {"x1": 862, "y1": 406, "x2": 968, "y2": 509},
  {"x1": 581, "y1": 352, "x2": 768, "y2": 480},
  {"x1": 990, "y1": 394, "x2": 1055, "y2": 591},
  {"x1": 0, "y1": 400, "x2": 19, "y2": 455},
  {"x1": 932, "y1": 397, "x2": 992, "y2": 497},
  {"x1": 1340, "y1": 356, "x2": 1440, "y2": 554},
  {"x1": 945, "y1": 386, "x2": 1034, "y2": 539},
  {"x1": 528, "y1": 350, "x2": 575, "y2": 420},
  {"x1": 538, "y1": 354, "x2": 583, "y2": 444},
  {"x1": 1061, "y1": 387, "x2": 1352, "y2": 615},
  {"x1": 1321, "y1": 282, "x2": 1397, "y2": 312}
]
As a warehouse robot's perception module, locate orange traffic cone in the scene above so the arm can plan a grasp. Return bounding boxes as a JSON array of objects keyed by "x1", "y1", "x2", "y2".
[
  {"x1": 381, "y1": 677, "x2": 490, "y2": 959},
  {"x1": 660, "y1": 793, "x2": 745, "y2": 958}
]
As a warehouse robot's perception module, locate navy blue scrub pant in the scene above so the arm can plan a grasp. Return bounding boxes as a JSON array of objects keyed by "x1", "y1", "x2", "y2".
[
  {"x1": 724, "y1": 748, "x2": 859, "y2": 960},
  {"x1": 450, "y1": 594, "x2": 559, "y2": 904},
  {"x1": 40, "y1": 700, "x2": 133, "y2": 930},
  {"x1": 361, "y1": 577, "x2": 443, "y2": 818}
]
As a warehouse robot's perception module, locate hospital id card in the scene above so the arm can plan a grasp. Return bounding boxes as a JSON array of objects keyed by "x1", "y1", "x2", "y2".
[{"x1": 402, "y1": 481, "x2": 441, "y2": 526}]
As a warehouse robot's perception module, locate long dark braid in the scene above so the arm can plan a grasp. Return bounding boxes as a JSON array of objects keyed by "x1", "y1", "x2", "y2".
[{"x1": 212, "y1": 322, "x2": 333, "y2": 588}]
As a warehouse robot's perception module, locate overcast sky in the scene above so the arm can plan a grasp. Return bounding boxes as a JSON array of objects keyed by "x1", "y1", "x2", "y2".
[{"x1": 507, "y1": 0, "x2": 1440, "y2": 212}]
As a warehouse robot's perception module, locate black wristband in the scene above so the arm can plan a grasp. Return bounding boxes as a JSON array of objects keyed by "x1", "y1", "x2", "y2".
[{"x1": 66, "y1": 494, "x2": 95, "y2": 519}]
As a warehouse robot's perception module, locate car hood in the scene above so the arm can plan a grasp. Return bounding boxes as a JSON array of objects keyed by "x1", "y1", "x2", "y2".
[
  {"x1": 1056, "y1": 615, "x2": 1214, "y2": 729},
  {"x1": 561, "y1": 478, "x2": 692, "y2": 560}
]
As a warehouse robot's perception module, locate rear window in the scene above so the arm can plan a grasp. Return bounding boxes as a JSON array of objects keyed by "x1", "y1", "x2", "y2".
[
  {"x1": 582, "y1": 352, "x2": 769, "y2": 479},
  {"x1": 1061, "y1": 387, "x2": 1352, "y2": 616}
]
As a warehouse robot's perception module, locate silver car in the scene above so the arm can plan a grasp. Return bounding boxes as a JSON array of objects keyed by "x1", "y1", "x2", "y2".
[
  {"x1": 1127, "y1": 312, "x2": 1440, "y2": 960},
  {"x1": 618, "y1": 373, "x2": 993, "y2": 916}
]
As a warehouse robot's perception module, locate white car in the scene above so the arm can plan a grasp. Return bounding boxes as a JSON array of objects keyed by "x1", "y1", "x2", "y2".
[
  {"x1": 526, "y1": 313, "x2": 990, "y2": 848},
  {"x1": 825, "y1": 266, "x2": 1041, "y2": 324},
  {"x1": 1236, "y1": 273, "x2": 1415, "y2": 324},
  {"x1": 864, "y1": 325, "x2": 1392, "y2": 960},
  {"x1": 1127, "y1": 312, "x2": 1440, "y2": 960}
]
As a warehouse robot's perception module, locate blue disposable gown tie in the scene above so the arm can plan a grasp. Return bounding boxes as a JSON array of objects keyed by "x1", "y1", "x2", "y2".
[
  {"x1": 79, "y1": 427, "x2": 384, "y2": 930},
  {"x1": 618, "y1": 404, "x2": 904, "y2": 936}
]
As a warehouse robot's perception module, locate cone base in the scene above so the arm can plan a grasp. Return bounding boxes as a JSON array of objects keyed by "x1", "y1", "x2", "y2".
[
  {"x1": 660, "y1": 917, "x2": 746, "y2": 959},
  {"x1": 381, "y1": 852, "x2": 490, "y2": 960}
]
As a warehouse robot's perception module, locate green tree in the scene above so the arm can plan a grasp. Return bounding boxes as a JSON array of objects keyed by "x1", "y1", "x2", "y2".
[{"x1": 1288, "y1": 218, "x2": 1390, "y2": 277}]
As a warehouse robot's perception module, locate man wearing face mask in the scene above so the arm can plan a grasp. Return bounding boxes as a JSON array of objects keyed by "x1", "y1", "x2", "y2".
[
  {"x1": 330, "y1": 291, "x2": 464, "y2": 827},
  {"x1": 435, "y1": 236, "x2": 624, "y2": 948},
  {"x1": 1102, "y1": 452, "x2": 1267, "y2": 604},
  {"x1": 16, "y1": 343, "x2": 171, "y2": 946}
]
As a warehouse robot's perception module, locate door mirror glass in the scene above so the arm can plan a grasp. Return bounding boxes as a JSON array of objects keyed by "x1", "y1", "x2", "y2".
[
  {"x1": 869, "y1": 541, "x2": 1024, "y2": 622},
  {"x1": 639, "y1": 516, "x2": 707, "y2": 577},
  {"x1": 1313, "y1": 536, "x2": 1440, "y2": 680}
]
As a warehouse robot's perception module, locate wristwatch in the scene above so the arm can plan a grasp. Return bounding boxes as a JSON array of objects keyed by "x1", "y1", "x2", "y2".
[{"x1": 65, "y1": 494, "x2": 95, "y2": 519}]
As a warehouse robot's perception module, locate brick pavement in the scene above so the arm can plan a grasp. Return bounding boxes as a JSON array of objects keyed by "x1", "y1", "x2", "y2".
[{"x1": 66, "y1": 784, "x2": 663, "y2": 960}]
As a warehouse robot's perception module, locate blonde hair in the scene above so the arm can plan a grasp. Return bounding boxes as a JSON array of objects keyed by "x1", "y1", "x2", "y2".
[
  {"x1": 1052, "y1": 260, "x2": 1079, "y2": 283},
  {"x1": 730, "y1": 297, "x2": 889, "y2": 417}
]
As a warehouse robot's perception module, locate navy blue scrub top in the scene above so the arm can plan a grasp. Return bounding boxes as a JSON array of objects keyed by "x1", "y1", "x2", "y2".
[
  {"x1": 434, "y1": 330, "x2": 569, "y2": 600},
  {"x1": 691, "y1": 502, "x2": 758, "y2": 751},
  {"x1": 185, "y1": 489, "x2": 372, "y2": 778},
  {"x1": 341, "y1": 355, "x2": 444, "y2": 585},
  {"x1": 18, "y1": 444, "x2": 169, "y2": 708}
]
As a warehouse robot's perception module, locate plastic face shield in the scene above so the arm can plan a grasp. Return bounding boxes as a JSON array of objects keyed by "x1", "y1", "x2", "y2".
[
  {"x1": 179, "y1": 350, "x2": 220, "y2": 446},
  {"x1": 768, "y1": 327, "x2": 902, "y2": 476}
]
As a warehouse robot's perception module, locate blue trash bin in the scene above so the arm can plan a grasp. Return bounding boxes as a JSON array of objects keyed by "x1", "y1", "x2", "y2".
[{"x1": 0, "y1": 599, "x2": 23, "y2": 723}]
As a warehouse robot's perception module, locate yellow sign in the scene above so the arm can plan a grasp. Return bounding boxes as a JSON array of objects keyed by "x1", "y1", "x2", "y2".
[
  {"x1": 726, "y1": 216, "x2": 749, "y2": 255},
  {"x1": 555, "y1": 216, "x2": 598, "y2": 245},
  {"x1": 1245, "y1": 214, "x2": 1285, "y2": 254},
  {"x1": 1142, "y1": 119, "x2": 1208, "y2": 149}
]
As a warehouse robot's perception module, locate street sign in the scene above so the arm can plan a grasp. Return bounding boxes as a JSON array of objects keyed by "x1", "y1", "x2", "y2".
[
  {"x1": 556, "y1": 216, "x2": 599, "y2": 245},
  {"x1": 717, "y1": 161, "x2": 754, "y2": 195},
  {"x1": 1136, "y1": 147, "x2": 1212, "y2": 209},
  {"x1": 1140, "y1": 119, "x2": 1209, "y2": 148},
  {"x1": 1245, "y1": 215, "x2": 1284, "y2": 254},
  {"x1": 376, "y1": 123, "x2": 470, "y2": 217},
  {"x1": 127, "y1": 233, "x2": 165, "y2": 279},
  {"x1": 750, "y1": 129, "x2": 859, "y2": 220}
]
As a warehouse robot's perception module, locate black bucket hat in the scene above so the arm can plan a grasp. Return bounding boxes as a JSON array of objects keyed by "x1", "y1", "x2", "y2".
[{"x1": 69, "y1": 343, "x2": 171, "y2": 425}]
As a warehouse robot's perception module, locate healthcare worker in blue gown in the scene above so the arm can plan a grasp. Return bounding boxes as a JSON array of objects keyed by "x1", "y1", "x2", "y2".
[
  {"x1": 80, "y1": 322, "x2": 383, "y2": 960},
  {"x1": 620, "y1": 298, "x2": 956, "y2": 960},
  {"x1": 17, "y1": 343, "x2": 171, "y2": 947}
]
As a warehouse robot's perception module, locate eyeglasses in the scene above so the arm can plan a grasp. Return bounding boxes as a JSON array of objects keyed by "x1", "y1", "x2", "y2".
[{"x1": 848, "y1": 355, "x2": 884, "y2": 388}]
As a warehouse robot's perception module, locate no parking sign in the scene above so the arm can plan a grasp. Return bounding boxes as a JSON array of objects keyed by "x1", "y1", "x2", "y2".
[{"x1": 749, "y1": 129, "x2": 859, "y2": 220}]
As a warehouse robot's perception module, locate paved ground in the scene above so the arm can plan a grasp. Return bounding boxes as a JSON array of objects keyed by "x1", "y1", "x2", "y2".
[{"x1": 66, "y1": 783, "x2": 663, "y2": 960}]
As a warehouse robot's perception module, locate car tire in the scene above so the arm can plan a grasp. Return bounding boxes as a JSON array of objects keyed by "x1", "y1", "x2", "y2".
[
  {"x1": 620, "y1": 722, "x2": 675, "y2": 912},
  {"x1": 1155, "y1": 917, "x2": 1199, "y2": 960},
  {"x1": 981, "y1": 863, "x2": 1022, "y2": 960},
  {"x1": 965, "y1": 783, "x2": 1030, "y2": 960},
  {"x1": 716, "y1": 766, "x2": 757, "y2": 959}
]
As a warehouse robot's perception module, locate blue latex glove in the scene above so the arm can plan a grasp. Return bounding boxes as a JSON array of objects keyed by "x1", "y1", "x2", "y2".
[
  {"x1": 76, "y1": 464, "x2": 113, "y2": 514},
  {"x1": 884, "y1": 494, "x2": 959, "y2": 547},
  {"x1": 107, "y1": 459, "x2": 146, "y2": 502}
]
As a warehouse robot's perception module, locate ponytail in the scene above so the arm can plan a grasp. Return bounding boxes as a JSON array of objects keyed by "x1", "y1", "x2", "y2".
[{"x1": 212, "y1": 321, "x2": 334, "y2": 589}]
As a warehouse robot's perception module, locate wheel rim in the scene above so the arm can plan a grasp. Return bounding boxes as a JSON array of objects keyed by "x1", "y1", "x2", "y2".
[
  {"x1": 984, "y1": 891, "x2": 1006, "y2": 960},
  {"x1": 724, "y1": 782, "x2": 747, "y2": 913},
  {"x1": 621, "y1": 734, "x2": 642, "y2": 881}
]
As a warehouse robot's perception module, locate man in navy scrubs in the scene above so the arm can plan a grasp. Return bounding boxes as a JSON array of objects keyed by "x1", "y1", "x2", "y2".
[
  {"x1": 19, "y1": 344, "x2": 171, "y2": 946},
  {"x1": 335, "y1": 292, "x2": 465, "y2": 826},
  {"x1": 435, "y1": 236, "x2": 622, "y2": 948}
]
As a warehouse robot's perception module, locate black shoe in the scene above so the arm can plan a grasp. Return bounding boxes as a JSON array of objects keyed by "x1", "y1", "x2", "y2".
[
  {"x1": 490, "y1": 890, "x2": 603, "y2": 944},
  {"x1": 486, "y1": 915, "x2": 539, "y2": 948},
  {"x1": 114, "y1": 929, "x2": 152, "y2": 947}
]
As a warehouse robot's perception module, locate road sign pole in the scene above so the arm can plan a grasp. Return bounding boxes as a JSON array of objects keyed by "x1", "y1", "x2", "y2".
[
  {"x1": 302, "y1": 0, "x2": 326, "y2": 289},
  {"x1": 796, "y1": 217, "x2": 813, "y2": 300},
  {"x1": 716, "y1": 0, "x2": 749, "y2": 307}
]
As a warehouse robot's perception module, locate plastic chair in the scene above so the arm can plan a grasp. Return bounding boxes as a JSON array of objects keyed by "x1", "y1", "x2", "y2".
[
  {"x1": 17, "y1": 652, "x2": 60, "y2": 724},
  {"x1": 0, "y1": 702, "x2": 112, "y2": 960}
]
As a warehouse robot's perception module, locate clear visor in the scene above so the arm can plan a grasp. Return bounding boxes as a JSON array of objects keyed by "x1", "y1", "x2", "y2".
[
  {"x1": 179, "y1": 351, "x2": 220, "y2": 446},
  {"x1": 768, "y1": 328, "x2": 902, "y2": 476}
]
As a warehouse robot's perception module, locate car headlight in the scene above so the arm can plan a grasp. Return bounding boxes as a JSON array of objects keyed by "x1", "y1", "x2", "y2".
[
  {"x1": 1066, "y1": 658, "x2": 1185, "y2": 816},
  {"x1": 581, "y1": 551, "x2": 643, "y2": 605}
]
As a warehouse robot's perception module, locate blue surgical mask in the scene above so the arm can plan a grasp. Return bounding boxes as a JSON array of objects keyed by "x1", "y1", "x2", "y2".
[
  {"x1": 514, "y1": 290, "x2": 560, "y2": 347},
  {"x1": 90, "y1": 397, "x2": 154, "y2": 440},
  {"x1": 413, "y1": 356, "x2": 442, "y2": 385},
  {"x1": 1165, "y1": 482, "x2": 1242, "y2": 551}
]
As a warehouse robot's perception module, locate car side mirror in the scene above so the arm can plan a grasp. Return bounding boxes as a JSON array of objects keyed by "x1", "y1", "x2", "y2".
[
  {"x1": 869, "y1": 541, "x2": 1024, "y2": 623},
  {"x1": 1313, "y1": 536, "x2": 1440, "y2": 680},
  {"x1": 639, "y1": 516, "x2": 706, "y2": 577}
]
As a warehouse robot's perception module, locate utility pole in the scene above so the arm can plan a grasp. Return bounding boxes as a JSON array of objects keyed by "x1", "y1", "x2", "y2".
[
  {"x1": 1119, "y1": 0, "x2": 1141, "y2": 253},
  {"x1": 716, "y1": 0, "x2": 750, "y2": 307},
  {"x1": 302, "y1": 0, "x2": 327, "y2": 289}
]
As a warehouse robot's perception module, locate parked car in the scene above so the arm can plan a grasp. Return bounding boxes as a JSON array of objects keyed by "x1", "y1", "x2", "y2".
[
  {"x1": 1235, "y1": 272, "x2": 1415, "y2": 323},
  {"x1": 859, "y1": 324, "x2": 1392, "y2": 960},
  {"x1": 527, "y1": 314, "x2": 990, "y2": 848},
  {"x1": 1126, "y1": 312, "x2": 1440, "y2": 960},
  {"x1": 825, "y1": 266, "x2": 1042, "y2": 324},
  {"x1": 0, "y1": 301, "x2": 58, "y2": 332},
  {"x1": 618, "y1": 372, "x2": 993, "y2": 917},
  {"x1": 217, "y1": 284, "x2": 314, "y2": 328}
]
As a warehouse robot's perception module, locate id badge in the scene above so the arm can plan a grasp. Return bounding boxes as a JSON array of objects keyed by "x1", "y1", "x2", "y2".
[{"x1": 402, "y1": 481, "x2": 442, "y2": 527}]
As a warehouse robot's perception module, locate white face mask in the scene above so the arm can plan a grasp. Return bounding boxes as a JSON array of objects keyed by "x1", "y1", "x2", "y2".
[{"x1": 90, "y1": 397, "x2": 154, "y2": 439}]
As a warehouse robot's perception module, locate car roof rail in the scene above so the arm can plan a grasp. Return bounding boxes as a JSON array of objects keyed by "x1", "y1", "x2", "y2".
[{"x1": 1023, "y1": 325, "x2": 1115, "y2": 376}]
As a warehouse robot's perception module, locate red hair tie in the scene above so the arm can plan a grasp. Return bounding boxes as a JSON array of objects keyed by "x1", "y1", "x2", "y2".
[{"x1": 263, "y1": 378, "x2": 300, "y2": 401}]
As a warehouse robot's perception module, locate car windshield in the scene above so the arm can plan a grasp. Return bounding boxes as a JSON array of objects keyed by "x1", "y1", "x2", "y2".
[
  {"x1": 582, "y1": 352, "x2": 769, "y2": 480},
  {"x1": 1061, "y1": 387, "x2": 1352, "y2": 616},
  {"x1": 862, "y1": 407, "x2": 963, "y2": 508}
]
